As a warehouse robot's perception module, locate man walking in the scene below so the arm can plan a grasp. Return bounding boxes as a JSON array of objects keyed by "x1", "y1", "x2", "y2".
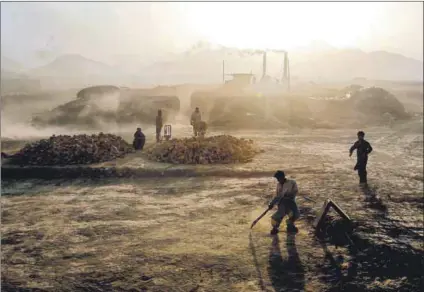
[
  {"x1": 156, "y1": 109, "x2": 163, "y2": 143},
  {"x1": 268, "y1": 170, "x2": 300, "y2": 235},
  {"x1": 349, "y1": 131, "x2": 373, "y2": 185}
]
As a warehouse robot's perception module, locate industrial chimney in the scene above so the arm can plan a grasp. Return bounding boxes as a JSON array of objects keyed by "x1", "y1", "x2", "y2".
[{"x1": 262, "y1": 51, "x2": 267, "y2": 80}]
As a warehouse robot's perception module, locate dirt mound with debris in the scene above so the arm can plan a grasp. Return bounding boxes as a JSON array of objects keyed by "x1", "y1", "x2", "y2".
[
  {"x1": 8, "y1": 133, "x2": 133, "y2": 165},
  {"x1": 76, "y1": 85, "x2": 120, "y2": 99},
  {"x1": 351, "y1": 87, "x2": 410, "y2": 120},
  {"x1": 146, "y1": 135, "x2": 262, "y2": 164},
  {"x1": 31, "y1": 89, "x2": 180, "y2": 129}
]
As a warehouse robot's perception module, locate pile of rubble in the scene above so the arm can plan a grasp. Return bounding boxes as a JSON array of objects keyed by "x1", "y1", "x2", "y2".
[
  {"x1": 349, "y1": 87, "x2": 411, "y2": 126},
  {"x1": 11, "y1": 133, "x2": 133, "y2": 165},
  {"x1": 146, "y1": 135, "x2": 262, "y2": 164},
  {"x1": 316, "y1": 214, "x2": 355, "y2": 247}
]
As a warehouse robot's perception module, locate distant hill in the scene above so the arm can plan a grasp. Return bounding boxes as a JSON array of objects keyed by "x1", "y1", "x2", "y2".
[
  {"x1": 141, "y1": 42, "x2": 424, "y2": 82},
  {"x1": 27, "y1": 54, "x2": 118, "y2": 78},
  {"x1": 6, "y1": 42, "x2": 422, "y2": 89},
  {"x1": 1, "y1": 56, "x2": 24, "y2": 73},
  {"x1": 23, "y1": 54, "x2": 134, "y2": 89},
  {"x1": 290, "y1": 49, "x2": 423, "y2": 81},
  {"x1": 1, "y1": 69, "x2": 27, "y2": 79}
]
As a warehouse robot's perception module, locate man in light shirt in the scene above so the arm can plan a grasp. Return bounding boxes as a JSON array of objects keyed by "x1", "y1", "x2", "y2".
[{"x1": 268, "y1": 170, "x2": 300, "y2": 235}]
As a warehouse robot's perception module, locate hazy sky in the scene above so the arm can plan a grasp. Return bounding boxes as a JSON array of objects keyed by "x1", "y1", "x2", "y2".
[{"x1": 1, "y1": 1, "x2": 423, "y2": 67}]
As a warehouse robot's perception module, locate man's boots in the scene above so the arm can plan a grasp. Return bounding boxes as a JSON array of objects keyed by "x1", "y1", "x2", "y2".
[
  {"x1": 286, "y1": 221, "x2": 298, "y2": 233},
  {"x1": 270, "y1": 227, "x2": 279, "y2": 235},
  {"x1": 287, "y1": 225, "x2": 298, "y2": 233}
]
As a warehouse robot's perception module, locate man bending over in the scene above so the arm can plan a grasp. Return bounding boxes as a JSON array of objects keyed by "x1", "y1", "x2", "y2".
[{"x1": 268, "y1": 170, "x2": 300, "y2": 235}]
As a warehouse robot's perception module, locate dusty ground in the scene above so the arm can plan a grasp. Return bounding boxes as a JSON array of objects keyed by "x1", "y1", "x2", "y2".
[{"x1": 1, "y1": 124, "x2": 423, "y2": 292}]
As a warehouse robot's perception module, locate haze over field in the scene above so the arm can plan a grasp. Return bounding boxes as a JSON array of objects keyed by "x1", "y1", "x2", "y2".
[
  {"x1": 1, "y1": 2, "x2": 424, "y2": 292},
  {"x1": 1, "y1": 2, "x2": 423, "y2": 87}
]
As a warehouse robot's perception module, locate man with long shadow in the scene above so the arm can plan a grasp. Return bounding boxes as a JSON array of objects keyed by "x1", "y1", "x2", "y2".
[
  {"x1": 268, "y1": 233, "x2": 305, "y2": 292},
  {"x1": 349, "y1": 131, "x2": 373, "y2": 186},
  {"x1": 269, "y1": 170, "x2": 300, "y2": 235}
]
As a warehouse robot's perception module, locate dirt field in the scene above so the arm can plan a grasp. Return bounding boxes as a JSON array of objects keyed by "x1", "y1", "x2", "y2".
[{"x1": 1, "y1": 124, "x2": 423, "y2": 292}]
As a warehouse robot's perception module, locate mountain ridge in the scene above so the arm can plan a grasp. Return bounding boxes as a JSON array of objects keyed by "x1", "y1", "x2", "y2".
[{"x1": 1, "y1": 44, "x2": 423, "y2": 86}]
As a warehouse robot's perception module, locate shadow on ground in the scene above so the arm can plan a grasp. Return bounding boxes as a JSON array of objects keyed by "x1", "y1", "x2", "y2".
[
  {"x1": 297, "y1": 185, "x2": 424, "y2": 292},
  {"x1": 329, "y1": 185, "x2": 424, "y2": 292},
  {"x1": 267, "y1": 233, "x2": 305, "y2": 292}
]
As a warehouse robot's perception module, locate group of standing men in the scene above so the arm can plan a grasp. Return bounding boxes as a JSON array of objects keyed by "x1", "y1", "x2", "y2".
[
  {"x1": 132, "y1": 109, "x2": 163, "y2": 151},
  {"x1": 133, "y1": 107, "x2": 208, "y2": 150}
]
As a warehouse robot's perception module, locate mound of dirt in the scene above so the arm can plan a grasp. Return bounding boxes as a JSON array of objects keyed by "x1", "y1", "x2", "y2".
[
  {"x1": 146, "y1": 135, "x2": 262, "y2": 164},
  {"x1": 316, "y1": 214, "x2": 356, "y2": 247},
  {"x1": 32, "y1": 87, "x2": 181, "y2": 129},
  {"x1": 9, "y1": 133, "x2": 133, "y2": 165},
  {"x1": 351, "y1": 87, "x2": 410, "y2": 119},
  {"x1": 77, "y1": 85, "x2": 120, "y2": 100}
]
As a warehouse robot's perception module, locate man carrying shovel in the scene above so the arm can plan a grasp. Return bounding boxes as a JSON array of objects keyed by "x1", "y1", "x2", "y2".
[
  {"x1": 268, "y1": 170, "x2": 300, "y2": 234},
  {"x1": 252, "y1": 171, "x2": 300, "y2": 234}
]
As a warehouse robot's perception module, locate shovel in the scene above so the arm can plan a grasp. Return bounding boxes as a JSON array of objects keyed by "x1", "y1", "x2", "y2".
[
  {"x1": 250, "y1": 207, "x2": 271, "y2": 229},
  {"x1": 250, "y1": 195, "x2": 317, "y2": 229}
]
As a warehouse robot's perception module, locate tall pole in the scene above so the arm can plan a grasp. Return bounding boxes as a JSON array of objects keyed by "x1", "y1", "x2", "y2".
[
  {"x1": 287, "y1": 56, "x2": 291, "y2": 92},
  {"x1": 262, "y1": 51, "x2": 267, "y2": 80},
  {"x1": 282, "y1": 52, "x2": 291, "y2": 92},
  {"x1": 222, "y1": 60, "x2": 225, "y2": 83}
]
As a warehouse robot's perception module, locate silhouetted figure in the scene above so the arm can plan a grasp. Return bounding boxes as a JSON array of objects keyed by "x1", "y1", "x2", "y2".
[
  {"x1": 133, "y1": 127, "x2": 145, "y2": 150},
  {"x1": 156, "y1": 110, "x2": 163, "y2": 143},
  {"x1": 349, "y1": 131, "x2": 373, "y2": 185}
]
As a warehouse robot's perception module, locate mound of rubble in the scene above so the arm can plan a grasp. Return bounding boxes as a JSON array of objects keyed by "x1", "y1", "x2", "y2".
[
  {"x1": 31, "y1": 86, "x2": 180, "y2": 129},
  {"x1": 351, "y1": 87, "x2": 410, "y2": 120},
  {"x1": 9, "y1": 133, "x2": 133, "y2": 165},
  {"x1": 315, "y1": 214, "x2": 356, "y2": 247},
  {"x1": 305, "y1": 86, "x2": 412, "y2": 127},
  {"x1": 77, "y1": 85, "x2": 120, "y2": 99},
  {"x1": 146, "y1": 135, "x2": 262, "y2": 164}
]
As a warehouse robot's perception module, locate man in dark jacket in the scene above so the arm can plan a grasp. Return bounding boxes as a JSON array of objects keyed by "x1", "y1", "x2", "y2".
[
  {"x1": 156, "y1": 109, "x2": 163, "y2": 143},
  {"x1": 133, "y1": 127, "x2": 146, "y2": 150},
  {"x1": 349, "y1": 131, "x2": 373, "y2": 185}
]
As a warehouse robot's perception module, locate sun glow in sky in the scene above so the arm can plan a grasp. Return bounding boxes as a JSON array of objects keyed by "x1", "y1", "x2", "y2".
[
  {"x1": 1, "y1": 1, "x2": 423, "y2": 66},
  {"x1": 184, "y1": 2, "x2": 381, "y2": 50}
]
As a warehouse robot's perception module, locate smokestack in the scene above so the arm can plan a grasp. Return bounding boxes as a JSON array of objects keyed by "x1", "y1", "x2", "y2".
[
  {"x1": 282, "y1": 52, "x2": 291, "y2": 92},
  {"x1": 287, "y1": 56, "x2": 291, "y2": 92},
  {"x1": 262, "y1": 52, "x2": 267, "y2": 79}
]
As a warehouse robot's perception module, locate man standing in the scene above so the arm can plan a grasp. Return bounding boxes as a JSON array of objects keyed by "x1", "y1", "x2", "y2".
[
  {"x1": 197, "y1": 120, "x2": 208, "y2": 138},
  {"x1": 156, "y1": 109, "x2": 163, "y2": 143},
  {"x1": 268, "y1": 170, "x2": 300, "y2": 235},
  {"x1": 133, "y1": 127, "x2": 146, "y2": 150},
  {"x1": 349, "y1": 131, "x2": 373, "y2": 185},
  {"x1": 190, "y1": 107, "x2": 202, "y2": 137}
]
